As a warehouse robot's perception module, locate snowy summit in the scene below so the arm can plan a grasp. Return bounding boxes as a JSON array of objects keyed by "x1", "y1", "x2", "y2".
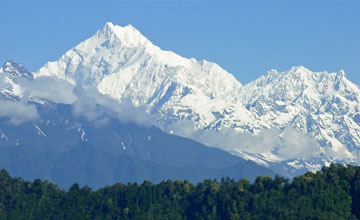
[{"x1": 36, "y1": 22, "x2": 244, "y2": 128}]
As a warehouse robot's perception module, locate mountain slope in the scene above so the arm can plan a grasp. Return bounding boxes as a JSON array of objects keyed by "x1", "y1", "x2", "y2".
[
  {"x1": 0, "y1": 103, "x2": 274, "y2": 189},
  {"x1": 0, "y1": 61, "x2": 275, "y2": 189}
]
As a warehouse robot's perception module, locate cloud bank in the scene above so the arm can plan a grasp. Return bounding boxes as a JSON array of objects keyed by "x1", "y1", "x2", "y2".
[
  {"x1": 0, "y1": 75, "x2": 154, "y2": 127},
  {"x1": 17, "y1": 76, "x2": 78, "y2": 104},
  {"x1": 72, "y1": 86, "x2": 156, "y2": 127},
  {"x1": 166, "y1": 120, "x2": 321, "y2": 161},
  {"x1": 0, "y1": 100, "x2": 39, "y2": 125}
]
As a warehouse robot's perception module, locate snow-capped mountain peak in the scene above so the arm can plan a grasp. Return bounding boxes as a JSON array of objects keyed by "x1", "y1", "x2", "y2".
[
  {"x1": 95, "y1": 22, "x2": 191, "y2": 68},
  {"x1": 1, "y1": 60, "x2": 33, "y2": 80},
  {"x1": 337, "y1": 69, "x2": 346, "y2": 77},
  {"x1": 289, "y1": 65, "x2": 310, "y2": 73},
  {"x1": 236, "y1": 67, "x2": 360, "y2": 167},
  {"x1": 35, "y1": 22, "x2": 243, "y2": 128},
  {"x1": 335, "y1": 69, "x2": 346, "y2": 83},
  {"x1": 0, "y1": 61, "x2": 33, "y2": 100},
  {"x1": 98, "y1": 22, "x2": 151, "y2": 48}
]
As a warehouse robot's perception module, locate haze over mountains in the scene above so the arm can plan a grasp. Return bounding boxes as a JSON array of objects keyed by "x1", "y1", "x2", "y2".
[{"x1": 1, "y1": 22, "x2": 359, "y2": 185}]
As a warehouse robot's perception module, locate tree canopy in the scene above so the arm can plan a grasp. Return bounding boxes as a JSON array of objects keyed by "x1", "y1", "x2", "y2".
[{"x1": 1, "y1": 164, "x2": 360, "y2": 219}]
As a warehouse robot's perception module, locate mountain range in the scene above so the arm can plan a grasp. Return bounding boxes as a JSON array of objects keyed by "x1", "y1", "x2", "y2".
[
  {"x1": 0, "y1": 60, "x2": 274, "y2": 189},
  {"x1": 1, "y1": 22, "x2": 359, "y2": 184}
]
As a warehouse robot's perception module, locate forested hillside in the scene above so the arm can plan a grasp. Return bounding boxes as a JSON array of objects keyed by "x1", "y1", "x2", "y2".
[{"x1": 1, "y1": 164, "x2": 360, "y2": 219}]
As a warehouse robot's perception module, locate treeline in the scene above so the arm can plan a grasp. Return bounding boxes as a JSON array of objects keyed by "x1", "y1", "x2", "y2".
[{"x1": 1, "y1": 164, "x2": 360, "y2": 219}]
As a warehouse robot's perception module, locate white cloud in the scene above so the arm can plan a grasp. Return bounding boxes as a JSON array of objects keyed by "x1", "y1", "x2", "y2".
[
  {"x1": 276, "y1": 127, "x2": 320, "y2": 159},
  {"x1": 0, "y1": 75, "x2": 155, "y2": 127},
  {"x1": 0, "y1": 74, "x2": 12, "y2": 89},
  {"x1": 0, "y1": 100, "x2": 39, "y2": 125},
  {"x1": 0, "y1": 75, "x2": 40, "y2": 125},
  {"x1": 71, "y1": 86, "x2": 156, "y2": 127},
  {"x1": 166, "y1": 120, "x2": 321, "y2": 161},
  {"x1": 17, "y1": 76, "x2": 78, "y2": 104}
]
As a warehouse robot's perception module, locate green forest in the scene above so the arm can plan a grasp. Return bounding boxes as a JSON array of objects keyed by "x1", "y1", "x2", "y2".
[{"x1": 1, "y1": 164, "x2": 360, "y2": 219}]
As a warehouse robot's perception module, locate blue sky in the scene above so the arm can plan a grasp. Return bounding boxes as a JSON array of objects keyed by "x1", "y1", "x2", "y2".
[{"x1": 0, "y1": 0, "x2": 359, "y2": 85}]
